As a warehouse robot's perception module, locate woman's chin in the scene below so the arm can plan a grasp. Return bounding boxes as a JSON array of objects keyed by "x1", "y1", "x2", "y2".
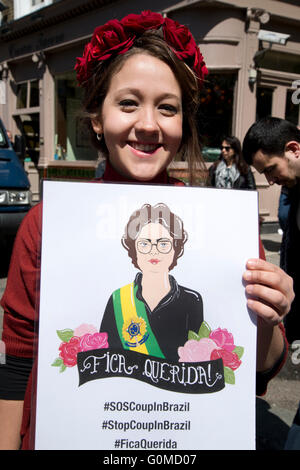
[{"x1": 129, "y1": 169, "x2": 161, "y2": 182}]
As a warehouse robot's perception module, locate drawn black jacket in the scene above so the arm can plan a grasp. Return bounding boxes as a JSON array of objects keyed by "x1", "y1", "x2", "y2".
[{"x1": 100, "y1": 272, "x2": 203, "y2": 362}]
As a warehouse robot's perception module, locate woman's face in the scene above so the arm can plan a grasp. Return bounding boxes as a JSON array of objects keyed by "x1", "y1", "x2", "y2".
[
  {"x1": 92, "y1": 53, "x2": 183, "y2": 181},
  {"x1": 135, "y1": 222, "x2": 175, "y2": 274},
  {"x1": 221, "y1": 140, "x2": 235, "y2": 165}
]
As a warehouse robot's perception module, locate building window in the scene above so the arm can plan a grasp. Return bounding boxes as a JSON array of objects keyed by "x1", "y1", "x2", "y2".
[
  {"x1": 16, "y1": 80, "x2": 40, "y2": 109},
  {"x1": 55, "y1": 71, "x2": 97, "y2": 161},
  {"x1": 16, "y1": 113, "x2": 40, "y2": 164},
  {"x1": 285, "y1": 89, "x2": 299, "y2": 125},
  {"x1": 197, "y1": 72, "x2": 237, "y2": 161},
  {"x1": 31, "y1": 0, "x2": 44, "y2": 5},
  {"x1": 16, "y1": 83, "x2": 28, "y2": 109},
  {"x1": 256, "y1": 87, "x2": 273, "y2": 120}
]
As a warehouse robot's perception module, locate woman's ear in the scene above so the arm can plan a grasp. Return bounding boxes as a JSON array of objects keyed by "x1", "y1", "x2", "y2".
[{"x1": 91, "y1": 117, "x2": 103, "y2": 135}]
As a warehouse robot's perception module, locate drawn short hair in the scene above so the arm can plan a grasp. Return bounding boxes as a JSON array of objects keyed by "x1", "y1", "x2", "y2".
[{"x1": 122, "y1": 203, "x2": 187, "y2": 271}]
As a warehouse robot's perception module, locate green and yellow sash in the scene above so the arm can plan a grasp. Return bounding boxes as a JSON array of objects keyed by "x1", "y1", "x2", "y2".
[{"x1": 112, "y1": 283, "x2": 165, "y2": 358}]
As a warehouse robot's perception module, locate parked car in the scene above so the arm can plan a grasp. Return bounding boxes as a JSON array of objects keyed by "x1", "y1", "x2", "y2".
[{"x1": 0, "y1": 118, "x2": 31, "y2": 242}]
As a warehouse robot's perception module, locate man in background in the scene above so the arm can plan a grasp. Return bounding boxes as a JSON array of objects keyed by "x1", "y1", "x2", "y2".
[{"x1": 243, "y1": 116, "x2": 300, "y2": 449}]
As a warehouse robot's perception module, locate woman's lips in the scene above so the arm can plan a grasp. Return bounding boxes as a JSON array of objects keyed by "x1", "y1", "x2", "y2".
[
  {"x1": 128, "y1": 141, "x2": 161, "y2": 157},
  {"x1": 149, "y1": 259, "x2": 160, "y2": 264}
]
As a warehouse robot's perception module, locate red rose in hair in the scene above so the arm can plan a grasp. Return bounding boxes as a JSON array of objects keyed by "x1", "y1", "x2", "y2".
[
  {"x1": 75, "y1": 11, "x2": 208, "y2": 87},
  {"x1": 210, "y1": 348, "x2": 241, "y2": 371},
  {"x1": 121, "y1": 10, "x2": 164, "y2": 33},
  {"x1": 75, "y1": 20, "x2": 134, "y2": 85},
  {"x1": 163, "y1": 18, "x2": 208, "y2": 83},
  {"x1": 91, "y1": 20, "x2": 133, "y2": 60}
]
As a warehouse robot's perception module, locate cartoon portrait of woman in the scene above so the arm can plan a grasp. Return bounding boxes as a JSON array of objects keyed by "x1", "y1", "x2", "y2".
[{"x1": 100, "y1": 203, "x2": 203, "y2": 362}]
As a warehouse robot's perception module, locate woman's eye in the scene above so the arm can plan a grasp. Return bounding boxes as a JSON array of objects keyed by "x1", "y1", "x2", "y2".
[
  {"x1": 159, "y1": 104, "x2": 178, "y2": 116},
  {"x1": 119, "y1": 99, "x2": 138, "y2": 110}
]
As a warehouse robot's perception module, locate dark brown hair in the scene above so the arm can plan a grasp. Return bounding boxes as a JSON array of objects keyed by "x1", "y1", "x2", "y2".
[
  {"x1": 211, "y1": 135, "x2": 250, "y2": 176},
  {"x1": 121, "y1": 203, "x2": 187, "y2": 271}
]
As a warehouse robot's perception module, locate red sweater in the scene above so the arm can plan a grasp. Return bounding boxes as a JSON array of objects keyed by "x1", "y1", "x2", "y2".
[{"x1": 0, "y1": 162, "x2": 285, "y2": 449}]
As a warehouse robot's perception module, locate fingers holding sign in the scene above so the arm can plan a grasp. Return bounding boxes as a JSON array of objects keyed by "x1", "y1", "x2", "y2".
[{"x1": 243, "y1": 259, "x2": 294, "y2": 326}]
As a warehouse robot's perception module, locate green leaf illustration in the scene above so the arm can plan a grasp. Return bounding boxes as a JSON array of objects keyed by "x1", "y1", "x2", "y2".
[
  {"x1": 224, "y1": 366, "x2": 235, "y2": 385},
  {"x1": 233, "y1": 346, "x2": 244, "y2": 359},
  {"x1": 198, "y1": 321, "x2": 211, "y2": 339},
  {"x1": 56, "y1": 328, "x2": 74, "y2": 343},
  {"x1": 188, "y1": 330, "x2": 200, "y2": 341},
  {"x1": 51, "y1": 358, "x2": 63, "y2": 367},
  {"x1": 60, "y1": 364, "x2": 67, "y2": 373}
]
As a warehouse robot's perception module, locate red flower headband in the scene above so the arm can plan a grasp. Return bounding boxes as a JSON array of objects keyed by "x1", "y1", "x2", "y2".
[{"x1": 75, "y1": 10, "x2": 208, "y2": 88}]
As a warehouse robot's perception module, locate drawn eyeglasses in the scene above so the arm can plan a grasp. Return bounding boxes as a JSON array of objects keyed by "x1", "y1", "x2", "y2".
[{"x1": 136, "y1": 238, "x2": 173, "y2": 254}]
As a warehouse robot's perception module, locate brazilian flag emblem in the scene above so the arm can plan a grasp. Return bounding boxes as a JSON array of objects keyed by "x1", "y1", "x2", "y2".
[{"x1": 112, "y1": 283, "x2": 165, "y2": 358}]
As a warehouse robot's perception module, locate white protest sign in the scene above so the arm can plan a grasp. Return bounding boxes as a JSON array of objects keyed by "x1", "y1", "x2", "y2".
[{"x1": 35, "y1": 181, "x2": 258, "y2": 450}]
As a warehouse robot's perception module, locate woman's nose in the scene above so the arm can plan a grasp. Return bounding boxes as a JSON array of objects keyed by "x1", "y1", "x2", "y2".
[{"x1": 135, "y1": 108, "x2": 159, "y2": 134}]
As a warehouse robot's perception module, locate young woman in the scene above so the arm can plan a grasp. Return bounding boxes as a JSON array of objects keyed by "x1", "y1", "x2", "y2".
[
  {"x1": 209, "y1": 136, "x2": 256, "y2": 190},
  {"x1": 100, "y1": 203, "x2": 203, "y2": 362},
  {"x1": 0, "y1": 11, "x2": 294, "y2": 450}
]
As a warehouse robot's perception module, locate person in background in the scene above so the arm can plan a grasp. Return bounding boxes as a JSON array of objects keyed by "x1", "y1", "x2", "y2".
[
  {"x1": 209, "y1": 136, "x2": 256, "y2": 190},
  {"x1": 6, "y1": 130, "x2": 12, "y2": 142},
  {"x1": 243, "y1": 116, "x2": 300, "y2": 450}
]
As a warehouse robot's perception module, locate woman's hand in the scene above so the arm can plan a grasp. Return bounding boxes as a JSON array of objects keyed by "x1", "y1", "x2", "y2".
[{"x1": 243, "y1": 258, "x2": 294, "y2": 325}]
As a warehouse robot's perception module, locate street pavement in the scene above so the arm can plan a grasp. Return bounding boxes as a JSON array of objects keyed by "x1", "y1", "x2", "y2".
[{"x1": 0, "y1": 229, "x2": 299, "y2": 450}]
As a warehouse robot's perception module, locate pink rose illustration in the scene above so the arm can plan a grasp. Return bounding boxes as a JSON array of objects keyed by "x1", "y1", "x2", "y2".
[
  {"x1": 79, "y1": 332, "x2": 109, "y2": 352},
  {"x1": 178, "y1": 338, "x2": 219, "y2": 362},
  {"x1": 74, "y1": 323, "x2": 97, "y2": 337},
  {"x1": 53, "y1": 326, "x2": 110, "y2": 372},
  {"x1": 209, "y1": 328, "x2": 235, "y2": 352}
]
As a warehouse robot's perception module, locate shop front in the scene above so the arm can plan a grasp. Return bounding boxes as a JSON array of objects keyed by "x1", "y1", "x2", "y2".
[{"x1": 0, "y1": 0, "x2": 299, "y2": 224}]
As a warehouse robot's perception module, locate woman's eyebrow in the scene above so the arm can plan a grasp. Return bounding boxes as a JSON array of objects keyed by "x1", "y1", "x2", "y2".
[{"x1": 115, "y1": 88, "x2": 181, "y2": 102}]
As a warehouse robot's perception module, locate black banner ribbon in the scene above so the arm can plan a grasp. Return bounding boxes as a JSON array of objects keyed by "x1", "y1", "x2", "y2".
[{"x1": 77, "y1": 348, "x2": 225, "y2": 394}]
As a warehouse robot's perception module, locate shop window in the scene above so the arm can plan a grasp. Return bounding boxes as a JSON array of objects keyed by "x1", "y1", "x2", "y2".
[
  {"x1": 256, "y1": 87, "x2": 273, "y2": 120},
  {"x1": 16, "y1": 80, "x2": 40, "y2": 109},
  {"x1": 285, "y1": 89, "x2": 299, "y2": 125},
  {"x1": 16, "y1": 83, "x2": 27, "y2": 109},
  {"x1": 14, "y1": 113, "x2": 40, "y2": 164},
  {"x1": 197, "y1": 72, "x2": 237, "y2": 161},
  {"x1": 55, "y1": 71, "x2": 97, "y2": 161},
  {"x1": 258, "y1": 50, "x2": 300, "y2": 75}
]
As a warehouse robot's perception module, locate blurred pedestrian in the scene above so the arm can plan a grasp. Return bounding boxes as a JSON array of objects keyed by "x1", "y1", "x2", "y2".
[
  {"x1": 243, "y1": 116, "x2": 300, "y2": 450},
  {"x1": 6, "y1": 130, "x2": 12, "y2": 142},
  {"x1": 209, "y1": 136, "x2": 256, "y2": 189}
]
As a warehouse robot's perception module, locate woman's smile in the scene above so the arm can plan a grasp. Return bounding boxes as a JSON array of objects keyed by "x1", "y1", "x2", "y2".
[{"x1": 127, "y1": 141, "x2": 162, "y2": 157}]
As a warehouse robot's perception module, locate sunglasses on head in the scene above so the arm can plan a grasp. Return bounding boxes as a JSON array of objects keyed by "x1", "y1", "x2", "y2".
[{"x1": 221, "y1": 146, "x2": 231, "y2": 151}]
